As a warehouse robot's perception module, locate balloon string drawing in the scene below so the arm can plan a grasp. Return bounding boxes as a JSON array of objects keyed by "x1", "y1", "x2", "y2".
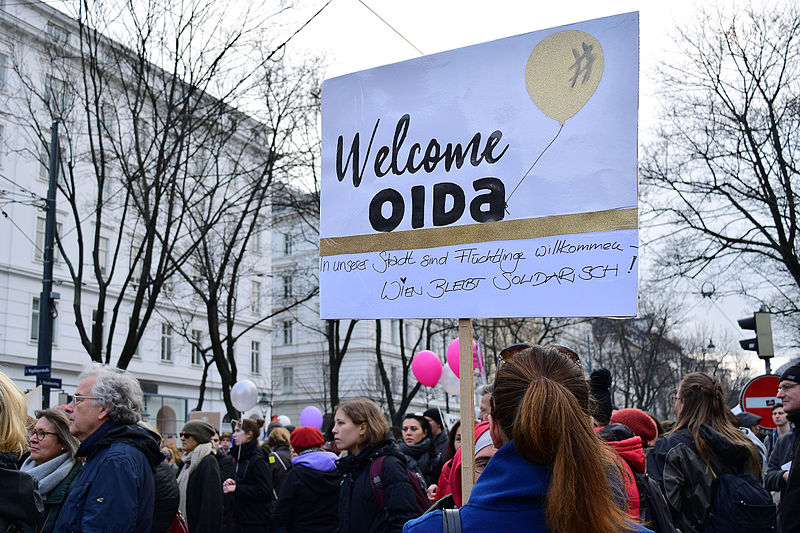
[{"x1": 506, "y1": 30, "x2": 604, "y2": 213}]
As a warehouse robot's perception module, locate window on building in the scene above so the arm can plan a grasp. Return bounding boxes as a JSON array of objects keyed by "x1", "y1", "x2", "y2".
[
  {"x1": 161, "y1": 323, "x2": 172, "y2": 362},
  {"x1": 45, "y1": 22, "x2": 69, "y2": 44},
  {"x1": 374, "y1": 363, "x2": 382, "y2": 391},
  {"x1": 251, "y1": 341, "x2": 260, "y2": 374},
  {"x1": 45, "y1": 75, "x2": 67, "y2": 112},
  {"x1": 34, "y1": 217, "x2": 61, "y2": 263},
  {"x1": 100, "y1": 102, "x2": 114, "y2": 133},
  {"x1": 0, "y1": 124, "x2": 3, "y2": 167},
  {"x1": 282, "y1": 367, "x2": 293, "y2": 393},
  {"x1": 282, "y1": 320, "x2": 293, "y2": 345},
  {"x1": 30, "y1": 297, "x2": 40, "y2": 340},
  {"x1": 97, "y1": 236, "x2": 108, "y2": 275},
  {"x1": 251, "y1": 225, "x2": 261, "y2": 253},
  {"x1": 391, "y1": 320, "x2": 399, "y2": 345},
  {"x1": 283, "y1": 233, "x2": 292, "y2": 255},
  {"x1": 391, "y1": 366, "x2": 400, "y2": 392},
  {"x1": 39, "y1": 151, "x2": 49, "y2": 181},
  {"x1": 0, "y1": 54, "x2": 6, "y2": 90},
  {"x1": 131, "y1": 317, "x2": 141, "y2": 357},
  {"x1": 250, "y1": 280, "x2": 261, "y2": 314},
  {"x1": 91, "y1": 309, "x2": 105, "y2": 353},
  {"x1": 30, "y1": 297, "x2": 56, "y2": 343},
  {"x1": 282, "y1": 276, "x2": 292, "y2": 299},
  {"x1": 191, "y1": 329, "x2": 202, "y2": 365}
]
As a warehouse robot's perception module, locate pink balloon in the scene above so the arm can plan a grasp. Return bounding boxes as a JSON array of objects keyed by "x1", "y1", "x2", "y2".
[
  {"x1": 446, "y1": 339, "x2": 480, "y2": 378},
  {"x1": 412, "y1": 350, "x2": 442, "y2": 387}
]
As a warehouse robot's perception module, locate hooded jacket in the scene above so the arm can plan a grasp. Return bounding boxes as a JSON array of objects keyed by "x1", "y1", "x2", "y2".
[
  {"x1": 53, "y1": 421, "x2": 163, "y2": 533},
  {"x1": 403, "y1": 439, "x2": 652, "y2": 533},
  {"x1": 336, "y1": 439, "x2": 421, "y2": 533},
  {"x1": 271, "y1": 449, "x2": 340, "y2": 532},
  {"x1": 647, "y1": 424, "x2": 760, "y2": 533},
  {"x1": 598, "y1": 423, "x2": 646, "y2": 521}
]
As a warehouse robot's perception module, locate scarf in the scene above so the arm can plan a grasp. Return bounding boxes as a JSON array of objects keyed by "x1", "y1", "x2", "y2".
[
  {"x1": 176, "y1": 442, "x2": 213, "y2": 518},
  {"x1": 20, "y1": 452, "x2": 75, "y2": 497}
]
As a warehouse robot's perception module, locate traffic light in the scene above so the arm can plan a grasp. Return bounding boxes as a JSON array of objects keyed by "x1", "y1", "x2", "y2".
[{"x1": 738, "y1": 308, "x2": 773, "y2": 359}]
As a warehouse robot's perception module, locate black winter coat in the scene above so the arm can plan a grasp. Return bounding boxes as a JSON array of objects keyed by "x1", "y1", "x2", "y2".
[
  {"x1": 271, "y1": 453, "x2": 339, "y2": 533},
  {"x1": 780, "y1": 411, "x2": 800, "y2": 533},
  {"x1": 152, "y1": 460, "x2": 179, "y2": 533},
  {"x1": 179, "y1": 453, "x2": 223, "y2": 533},
  {"x1": 0, "y1": 452, "x2": 43, "y2": 533},
  {"x1": 268, "y1": 445, "x2": 291, "y2": 493},
  {"x1": 336, "y1": 440, "x2": 421, "y2": 533},
  {"x1": 230, "y1": 440, "x2": 273, "y2": 533},
  {"x1": 215, "y1": 452, "x2": 235, "y2": 533}
]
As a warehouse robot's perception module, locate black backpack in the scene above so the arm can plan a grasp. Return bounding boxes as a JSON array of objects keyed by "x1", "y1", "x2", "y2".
[
  {"x1": 633, "y1": 470, "x2": 677, "y2": 533},
  {"x1": 369, "y1": 455, "x2": 429, "y2": 515},
  {"x1": 704, "y1": 471, "x2": 776, "y2": 533}
]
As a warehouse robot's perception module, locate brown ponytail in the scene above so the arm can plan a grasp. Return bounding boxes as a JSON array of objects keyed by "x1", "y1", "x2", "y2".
[{"x1": 492, "y1": 345, "x2": 634, "y2": 533}]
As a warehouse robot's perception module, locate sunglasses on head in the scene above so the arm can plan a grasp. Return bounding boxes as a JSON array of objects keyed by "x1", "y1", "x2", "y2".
[
  {"x1": 492, "y1": 343, "x2": 582, "y2": 405},
  {"x1": 498, "y1": 343, "x2": 581, "y2": 366}
]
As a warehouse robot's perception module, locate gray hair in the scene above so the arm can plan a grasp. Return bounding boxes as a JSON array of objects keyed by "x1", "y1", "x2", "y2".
[
  {"x1": 35, "y1": 408, "x2": 79, "y2": 457},
  {"x1": 81, "y1": 365, "x2": 143, "y2": 425},
  {"x1": 478, "y1": 383, "x2": 493, "y2": 396}
]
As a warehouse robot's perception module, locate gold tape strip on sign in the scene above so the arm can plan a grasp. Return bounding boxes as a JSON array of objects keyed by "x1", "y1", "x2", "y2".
[{"x1": 319, "y1": 207, "x2": 638, "y2": 257}]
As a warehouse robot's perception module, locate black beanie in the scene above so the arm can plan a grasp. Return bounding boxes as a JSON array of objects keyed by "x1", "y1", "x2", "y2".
[{"x1": 780, "y1": 364, "x2": 800, "y2": 384}]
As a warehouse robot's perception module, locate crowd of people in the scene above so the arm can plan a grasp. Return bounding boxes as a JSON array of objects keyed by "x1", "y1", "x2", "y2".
[{"x1": 0, "y1": 350, "x2": 798, "y2": 533}]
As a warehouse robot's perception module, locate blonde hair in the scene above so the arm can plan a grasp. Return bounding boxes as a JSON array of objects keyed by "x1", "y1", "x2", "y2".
[
  {"x1": 267, "y1": 426, "x2": 290, "y2": 447},
  {"x1": 0, "y1": 371, "x2": 29, "y2": 457}
]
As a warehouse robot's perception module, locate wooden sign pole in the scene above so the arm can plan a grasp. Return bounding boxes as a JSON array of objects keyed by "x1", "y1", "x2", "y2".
[{"x1": 458, "y1": 318, "x2": 475, "y2": 503}]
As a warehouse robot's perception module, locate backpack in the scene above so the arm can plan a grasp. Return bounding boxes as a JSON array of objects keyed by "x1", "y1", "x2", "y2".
[
  {"x1": 369, "y1": 455, "x2": 429, "y2": 515},
  {"x1": 704, "y1": 471, "x2": 776, "y2": 533},
  {"x1": 632, "y1": 470, "x2": 677, "y2": 533}
]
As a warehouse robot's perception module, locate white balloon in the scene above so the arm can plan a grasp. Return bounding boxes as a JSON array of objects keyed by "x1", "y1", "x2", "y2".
[
  {"x1": 440, "y1": 363, "x2": 461, "y2": 396},
  {"x1": 230, "y1": 380, "x2": 258, "y2": 412},
  {"x1": 278, "y1": 415, "x2": 291, "y2": 426}
]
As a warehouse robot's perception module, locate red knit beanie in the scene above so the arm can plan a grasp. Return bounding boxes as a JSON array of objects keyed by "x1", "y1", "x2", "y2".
[
  {"x1": 610, "y1": 408, "x2": 658, "y2": 444},
  {"x1": 290, "y1": 426, "x2": 324, "y2": 453}
]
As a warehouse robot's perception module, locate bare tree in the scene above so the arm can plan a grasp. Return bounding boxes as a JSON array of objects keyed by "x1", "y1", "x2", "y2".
[
  {"x1": 6, "y1": 0, "x2": 281, "y2": 368},
  {"x1": 641, "y1": 2, "x2": 800, "y2": 337}
]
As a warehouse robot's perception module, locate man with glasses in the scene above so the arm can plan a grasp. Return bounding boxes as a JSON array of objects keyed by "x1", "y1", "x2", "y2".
[
  {"x1": 775, "y1": 364, "x2": 800, "y2": 533},
  {"x1": 53, "y1": 366, "x2": 163, "y2": 533}
]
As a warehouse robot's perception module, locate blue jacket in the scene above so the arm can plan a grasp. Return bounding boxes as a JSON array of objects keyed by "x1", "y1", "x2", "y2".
[
  {"x1": 403, "y1": 440, "x2": 652, "y2": 533},
  {"x1": 53, "y1": 421, "x2": 163, "y2": 533}
]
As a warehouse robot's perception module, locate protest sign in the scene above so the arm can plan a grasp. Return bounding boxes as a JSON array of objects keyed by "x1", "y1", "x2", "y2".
[{"x1": 320, "y1": 12, "x2": 639, "y2": 319}]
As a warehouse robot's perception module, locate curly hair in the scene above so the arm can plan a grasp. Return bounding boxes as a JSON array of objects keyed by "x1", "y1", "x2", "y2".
[{"x1": 81, "y1": 365, "x2": 143, "y2": 425}]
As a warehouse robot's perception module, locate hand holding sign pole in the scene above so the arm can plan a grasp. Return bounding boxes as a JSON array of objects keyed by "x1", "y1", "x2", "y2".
[{"x1": 506, "y1": 31, "x2": 604, "y2": 211}]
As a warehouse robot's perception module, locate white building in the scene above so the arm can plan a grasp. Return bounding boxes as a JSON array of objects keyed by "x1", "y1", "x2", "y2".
[{"x1": 0, "y1": 0, "x2": 272, "y2": 438}]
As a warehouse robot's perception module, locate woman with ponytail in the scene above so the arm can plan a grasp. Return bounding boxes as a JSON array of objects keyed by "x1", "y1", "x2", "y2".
[
  {"x1": 403, "y1": 344, "x2": 647, "y2": 533},
  {"x1": 647, "y1": 373, "x2": 764, "y2": 533},
  {"x1": 223, "y1": 418, "x2": 273, "y2": 533}
]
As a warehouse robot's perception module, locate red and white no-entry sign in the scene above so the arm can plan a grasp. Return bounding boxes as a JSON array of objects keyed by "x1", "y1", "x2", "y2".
[{"x1": 740, "y1": 374, "x2": 780, "y2": 429}]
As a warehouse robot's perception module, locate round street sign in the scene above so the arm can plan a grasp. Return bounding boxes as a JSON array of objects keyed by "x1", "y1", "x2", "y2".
[{"x1": 740, "y1": 374, "x2": 780, "y2": 429}]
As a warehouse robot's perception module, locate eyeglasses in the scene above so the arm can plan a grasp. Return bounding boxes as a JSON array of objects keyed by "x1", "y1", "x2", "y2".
[
  {"x1": 29, "y1": 429, "x2": 58, "y2": 441},
  {"x1": 778, "y1": 383, "x2": 798, "y2": 394},
  {"x1": 71, "y1": 395, "x2": 102, "y2": 405}
]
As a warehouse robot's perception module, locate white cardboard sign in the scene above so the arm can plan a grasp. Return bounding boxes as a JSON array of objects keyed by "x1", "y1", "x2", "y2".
[{"x1": 320, "y1": 12, "x2": 639, "y2": 319}]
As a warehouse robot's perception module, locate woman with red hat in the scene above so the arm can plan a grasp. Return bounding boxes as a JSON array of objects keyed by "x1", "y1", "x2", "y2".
[{"x1": 271, "y1": 426, "x2": 340, "y2": 532}]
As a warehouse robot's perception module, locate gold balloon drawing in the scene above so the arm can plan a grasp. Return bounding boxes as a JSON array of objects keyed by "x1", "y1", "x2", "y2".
[
  {"x1": 525, "y1": 30, "x2": 604, "y2": 124},
  {"x1": 506, "y1": 31, "x2": 604, "y2": 211}
]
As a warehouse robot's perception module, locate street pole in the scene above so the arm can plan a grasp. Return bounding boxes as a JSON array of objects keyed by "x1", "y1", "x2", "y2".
[{"x1": 37, "y1": 120, "x2": 59, "y2": 409}]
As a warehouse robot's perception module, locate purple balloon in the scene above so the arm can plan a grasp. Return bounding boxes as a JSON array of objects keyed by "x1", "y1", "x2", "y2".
[{"x1": 300, "y1": 405, "x2": 323, "y2": 429}]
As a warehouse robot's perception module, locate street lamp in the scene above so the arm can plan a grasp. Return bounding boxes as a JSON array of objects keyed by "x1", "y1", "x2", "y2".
[{"x1": 258, "y1": 391, "x2": 271, "y2": 419}]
